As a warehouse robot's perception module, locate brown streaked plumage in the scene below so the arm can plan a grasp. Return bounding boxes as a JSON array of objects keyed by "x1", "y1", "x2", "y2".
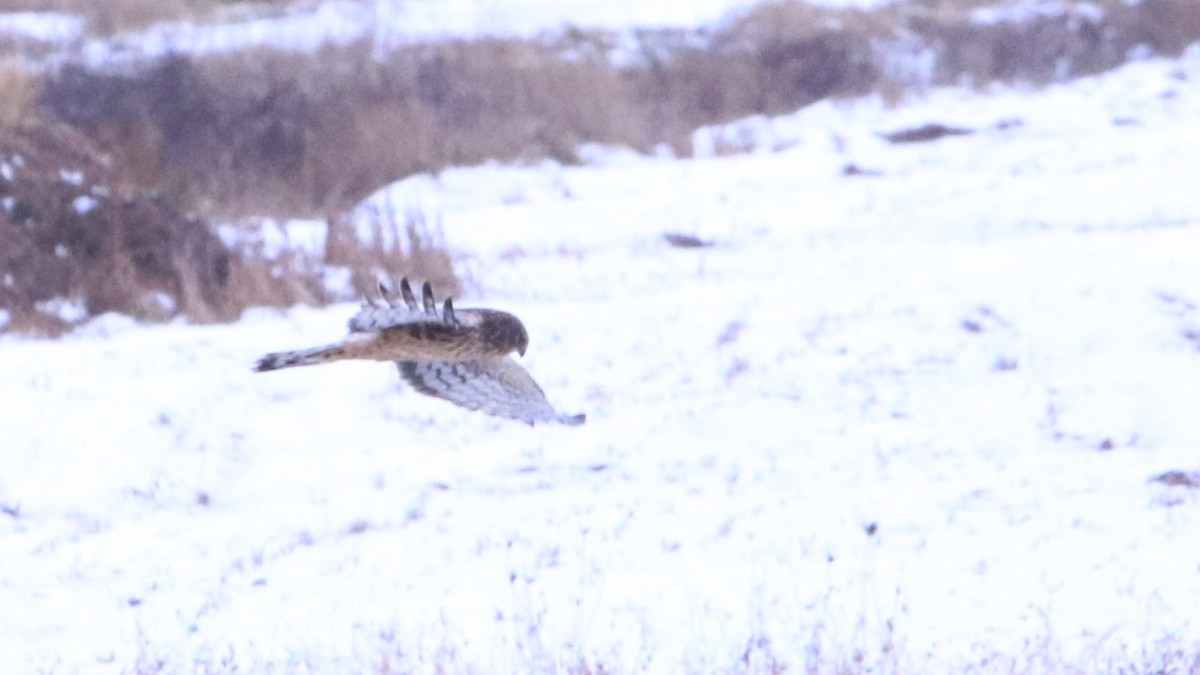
[{"x1": 253, "y1": 279, "x2": 584, "y2": 426}]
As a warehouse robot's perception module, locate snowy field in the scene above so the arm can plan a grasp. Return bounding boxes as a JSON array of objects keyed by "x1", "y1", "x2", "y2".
[{"x1": 4, "y1": 52, "x2": 1200, "y2": 673}]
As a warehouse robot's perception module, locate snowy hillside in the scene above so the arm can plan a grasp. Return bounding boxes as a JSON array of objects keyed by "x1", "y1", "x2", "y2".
[{"x1": 3, "y1": 51, "x2": 1200, "y2": 673}]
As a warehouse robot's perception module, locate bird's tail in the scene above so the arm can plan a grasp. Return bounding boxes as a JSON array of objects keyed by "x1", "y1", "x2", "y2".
[{"x1": 253, "y1": 343, "x2": 345, "y2": 372}]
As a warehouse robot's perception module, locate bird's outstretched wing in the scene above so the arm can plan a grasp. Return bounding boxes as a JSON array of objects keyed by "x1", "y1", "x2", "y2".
[
  {"x1": 349, "y1": 279, "x2": 463, "y2": 333},
  {"x1": 397, "y1": 358, "x2": 586, "y2": 426}
]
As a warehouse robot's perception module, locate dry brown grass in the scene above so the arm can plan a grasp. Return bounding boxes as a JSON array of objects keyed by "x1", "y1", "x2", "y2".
[
  {"x1": 0, "y1": 116, "x2": 460, "y2": 334},
  {"x1": 0, "y1": 121, "x2": 237, "y2": 333},
  {"x1": 1108, "y1": 0, "x2": 1200, "y2": 56},
  {"x1": 34, "y1": 0, "x2": 1200, "y2": 222},
  {"x1": 0, "y1": 59, "x2": 39, "y2": 129},
  {"x1": 37, "y1": 39, "x2": 652, "y2": 218},
  {"x1": 34, "y1": 25, "x2": 879, "y2": 217},
  {"x1": 899, "y1": 0, "x2": 1200, "y2": 86},
  {"x1": 325, "y1": 207, "x2": 461, "y2": 302}
]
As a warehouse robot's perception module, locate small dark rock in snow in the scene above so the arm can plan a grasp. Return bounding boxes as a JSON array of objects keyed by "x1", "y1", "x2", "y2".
[
  {"x1": 717, "y1": 321, "x2": 744, "y2": 347},
  {"x1": 880, "y1": 123, "x2": 974, "y2": 144},
  {"x1": 663, "y1": 232, "x2": 714, "y2": 248},
  {"x1": 841, "y1": 163, "x2": 882, "y2": 177},
  {"x1": 1151, "y1": 471, "x2": 1200, "y2": 488}
]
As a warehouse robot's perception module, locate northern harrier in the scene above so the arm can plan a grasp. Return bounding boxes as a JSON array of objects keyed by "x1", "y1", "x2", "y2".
[{"x1": 254, "y1": 279, "x2": 585, "y2": 426}]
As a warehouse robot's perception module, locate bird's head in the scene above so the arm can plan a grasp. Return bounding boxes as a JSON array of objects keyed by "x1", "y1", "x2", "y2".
[{"x1": 481, "y1": 311, "x2": 530, "y2": 357}]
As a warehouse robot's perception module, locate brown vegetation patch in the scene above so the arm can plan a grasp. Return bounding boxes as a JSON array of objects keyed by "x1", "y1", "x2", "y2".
[
  {"x1": 33, "y1": 0, "x2": 1200, "y2": 222},
  {"x1": 904, "y1": 0, "x2": 1200, "y2": 84},
  {"x1": 0, "y1": 117, "x2": 458, "y2": 334},
  {"x1": 38, "y1": 41, "x2": 644, "y2": 218},
  {"x1": 0, "y1": 121, "x2": 236, "y2": 332},
  {"x1": 0, "y1": 59, "x2": 40, "y2": 130}
]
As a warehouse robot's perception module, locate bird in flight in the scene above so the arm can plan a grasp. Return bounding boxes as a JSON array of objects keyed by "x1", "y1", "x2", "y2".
[{"x1": 254, "y1": 278, "x2": 585, "y2": 426}]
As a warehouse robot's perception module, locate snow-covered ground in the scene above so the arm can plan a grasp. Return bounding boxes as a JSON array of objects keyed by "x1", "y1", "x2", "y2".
[{"x1": 4, "y1": 52, "x2": 1200, "y2": 673}]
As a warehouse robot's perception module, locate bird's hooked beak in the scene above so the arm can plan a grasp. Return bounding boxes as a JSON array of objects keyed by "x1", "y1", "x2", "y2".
[{"x1": 518, "y1": 344, "x2": 526, "y2": 357}]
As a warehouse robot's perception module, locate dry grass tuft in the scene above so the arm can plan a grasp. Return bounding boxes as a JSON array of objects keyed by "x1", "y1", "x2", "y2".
[
  {"x1": 325, "y1": 207, "x2": 461, "y2": 302},
  {"x1": 901, "y1": 0, "x2": 1200, "y2": 86},
  {"x1": 0, "y1": 121, "x2": 237, "y2": 333},
  {"x1": 0, "y1": 59, "x2": 40, "y2": 130},
  {"x1": 34, "y1": 0, "x2": 1200, "y2": 221},
  {"x1": 0, "y1": 116, "x2": 461, "y2": 334}
]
